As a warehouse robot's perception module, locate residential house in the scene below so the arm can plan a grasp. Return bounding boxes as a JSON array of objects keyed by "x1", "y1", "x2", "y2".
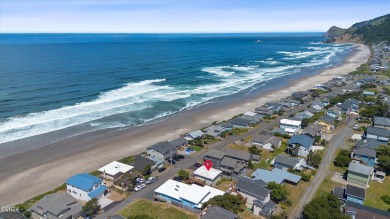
[
  {"x1": 338, "y1": 98, "x2": 360, "y2": 114},
  {"x1": 373, "y1": 116, "x2": 390, "y2": 130},
  {"x1": 154, "y1": 180, "x2": 224, "y2": 212},
  {"x1": 365, "y1": 127, "x2": 390, "y2": 142},
  {"x1": 30, "y1": 193, "x2": 83, "y2": 219},
  {"x1": 66, "y1": 173, "x2": 108, "y2": 202},
  {"x1": 146, "y1": 141, "x2": 178, "y2": 162},
  {"x1": 220, "y1": 122, "x2": 234, "y2": 130},
  {"x1": 201, "y1": 206, "x2": 238, "y2": 219},
  {"x1": 192, "y1": 166, "x2": 223, "y2": 186},
  {"x1": 291, "y1": 91, "x2": 310, "y2": 101},
  {"x1": 240, "y1": 112, "x2": 263, "y2": 124},
  {"x1": 237, "y1": 177, "x2": 276, "y2": 218},
  {"x1": 363, "y1": 91, "x2": 375, "y2": 96},
  {"x1": 345, "y1": 184, "x2": 366, "y2": 205},
  {"x1": 230, "y1": 117, "x2": 251, "y2": 128},
  {"x1": 301, "y1": 123, "x2": 322, "y2": 138},
  {"x1": 372, "y1": 170, "x2": 386, "y2": 183},
  {"x1": 356, "y1": 138, "x2": 386, "y2": 150},
  {"x1": 271, "y1": 154, "x2": 305, "y2": 171},
  {"x1": 255, "y1": 107, "x2": 274, "y2": 117},
  {"x1": 321, "y1": 97, "x2": 330, "y2": 106},
  {"x1": 287, "y1": 135, "x2": 314, "y2": 157},
  {"x1": 170, "y1": 137, "x2": 188, "y2": 148},
  {"x1": 219, "y1": 156, "x2": 247, "y2": 177},
  {"x1": 224, "y1": 148, "x2": 252, "y2": 162},
  {"x1": 204, "y1": 125, "x2": 227, "y2": 137},
  {"x1": 344, "y1": 201, "x2": 390, "y2": 219},
  {"x1": 352, "y1": 148, "x2": 376, "y2": 166},
  {"x1": 326, "y1": 106, "x2": 342, "y2": 120},
  {"x1": 293, "y1": 111, "x2": 314, "y2": 120},
  {"x1": 271, "y1": 128, "x2": 288, "y2": 135},
  {"x1": 317, "y1": 115, "x2": 336, "y2": 132},
  {"x1": 134, "y1": 155, "x2": 157, "y2": 172},
  {"x1": 264, "y1": 102, "x2": 284, "y2": 113},
  {"x1": 347, "y1": 161, "x2": 374, "y2": 187},
  {"x1": 311, "y1": 101, "x2": 324, "y2": 110},
  {"x1": 251, "y1": 168, "x2": 301, "y2": 185},
  {"x1": 279, "y1": 119, "x2": 302, "y2": 134},
  {"x1": 204, "y1": 150, "x2": 226, "y2": 168},
  {"x1": 251, "y1": 134, "x2": 281, "y2": 151},
  {"x1": 185, "y1": 130, "x2": 205, "y2": 141},
  {"x1": 98, "y1": 161, "x2": 134, "y2": 181}
]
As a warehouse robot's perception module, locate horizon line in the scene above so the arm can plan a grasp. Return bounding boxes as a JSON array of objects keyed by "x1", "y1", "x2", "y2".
[{"x1": 0, "y1": 31, "x2": 326, "y2": 34}]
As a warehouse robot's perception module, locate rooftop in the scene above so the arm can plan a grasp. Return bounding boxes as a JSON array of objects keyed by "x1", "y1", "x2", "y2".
[
  {"x1": 374, "y1": 116, "x2": 390, "y2": 127},
  {"x1": 273, "y1": 154, "x2": 301, "y2": 168},
  {"x1": 237, "y1": 177, "x2": 269, "y2": 201},
  {"x1": 224, "y1": 148, "x2": 251, "y2": 161},
  {"x1": 98, "y1": 161, "x2": 133, "y2": 176},
  {"x1": 230, "y1": 117, "x2": 251, "y2": 126},
  {"x1": 154, "y1": 180, "x2": 224, "y2": 207},
  {"x1": 187, "y1": 130, "x2": 204, "y2": 139},
  {"x1": 345, "y1": 201, "x2": 390, "y2": 219},
  {"x1": 366, "y1": 126, "x2": 390, "y2": 137},
  {"x1": 88, "y1": 185, "x2": 108, "y2": 198},
  {"x1": 346, "y1": 184, "x2": 366, "y2": 199},
  {"x1": 251, "y1": 168, "x2": 301, "y2": 184},
  {"x1": 355, "y1": 148, "x2": 376, "y2": 158},
  {"x1": 147, "y1": 141, "x2": 177, "y2": 155},
  {"x1": 202, "y1": 206, "x2": 238, "y2": 219},
  {"x1": 348, "y1": 161, "x2": 374, "y2": 176},
  {"x1": 288, "y1": 135, "x2": 314, "y2": 149},
  {"x1": 66, "y1": 173, "x2": 102, "y2": 192},
  {"x1": 332, "y1": 186, "x2": 345, "y2": 199},
  {"x1": 30, "y1": 193, "x2": 82, "y2": 218},
  {"x1": 193, "y1": 166, "x2": 222, "y2": 180},
  {"x1": 280, "y1": 119, "x2": 302, "y2": 126},
  {"x1": 205, "y1": 150, "x2": 226, "y2": 160}
]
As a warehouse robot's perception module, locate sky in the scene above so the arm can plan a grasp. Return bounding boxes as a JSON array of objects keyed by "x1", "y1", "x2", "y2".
[{"x1": 0, "y1": 0, "x2": 389, "y2": 33}]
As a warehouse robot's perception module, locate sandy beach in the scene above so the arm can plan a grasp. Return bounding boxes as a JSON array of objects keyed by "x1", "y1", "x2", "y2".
[{"x1": 0, "y1": 44, "x2": 370, "y2": 206}]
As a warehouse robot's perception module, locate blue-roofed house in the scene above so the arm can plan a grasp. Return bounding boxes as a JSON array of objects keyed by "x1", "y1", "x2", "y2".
[
  {"x1": 251, "y1": 168, "x2": 301, "y2": 185},
  {"x1": 66, "y1": 173, "x2": 108, "y2": 202},
  {"x1": 287, "y1": 135, "x2": 314, "y2": 157}
]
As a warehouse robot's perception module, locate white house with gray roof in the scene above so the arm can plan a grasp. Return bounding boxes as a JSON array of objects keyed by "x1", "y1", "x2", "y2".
[
  {"x1": 184, "y1": 130, "x2": 205, "y2": 140},
  {"x1": 365, "y1": 127, "x2": 390, "y2": 142},
  {"x1": 252, "y1": 134, "x2": 281, "y2": 151},
  {"x1": 204, "y1": 125, "x2": 227, "y2": 137},
  {"x1": 30, "y1": 193, "x2": 83, "y2": 219},
  {"x1": 146, "y1": 141, "x2": 178, "y2": 162},
  {"x1": 271, "y1": 154, "x2": 305, "y2": 171}
]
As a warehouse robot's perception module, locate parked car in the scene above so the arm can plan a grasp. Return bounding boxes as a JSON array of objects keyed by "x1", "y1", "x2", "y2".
[
  {"x1": 177, "y1": 154, "x2": 185, "y2": 159},
  {"x1": 135, "y1": 178, "x2": 145, "y2": 184},
  {"x1": 134, "y1": 183, "x2": 146, "y2": 192},
  {"x1": 158, "y1": 167, "x2": 166, "y2": 173},
  {"x1": 167, "y1": 159, "x2": 176, "y2": 165},
  {"x1": 146, "y1": 176, "x2": 158, "y2": 184},
  {"x1": 194, "y1": 162, "x2": 202, "y2": 167},
  {"x1": 353, "y1": 124, "x2": 359, "y2": 130},
  {"x1": 173, "y1": 156, "x2": 180, "y2": 161},
  {"x1": 173, "y1": 176, "x2": 182, "y2": 182}
]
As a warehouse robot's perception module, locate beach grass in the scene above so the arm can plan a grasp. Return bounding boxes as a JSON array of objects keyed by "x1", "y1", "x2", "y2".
[
  {"x1": 118, "y1": 155, "x2": 135, "y2": 165},
  {"x1": 227, "y1": 143, "x2": 248, "y2": 152},
  {"x1": 284, "y1": 180, "x2": 310, "y2": 214},
  {"x1": 16, "y1": 184, "x2": 67, "y2": 210},
  {"x1": 118, "y1": 199, "x2": 198, "y2": 219},
  {"x1": 364, "y1": 176, "x2": 390, "y2": 211},
  {"x1": 230, "y1": 128, "x2": 249, "y2": 135}
]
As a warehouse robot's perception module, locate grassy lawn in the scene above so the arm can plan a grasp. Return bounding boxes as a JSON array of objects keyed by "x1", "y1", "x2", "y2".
[
  {"x1": 364, "y1": 176, "x2": 390, "y2": 211},
  {"x1": 283, "y1": 181, "x2": 310, "y2": 214},
  {"x1": 243, "y1": 135, "x2": 253, "y2": 143},
  {"x1": 189, "y1": 145, "x2": 203, "y2": 152},
  {"x1": 227, "y1": 143, "x2": 248, "y2": 152},
  {"x1": 215, "y1": 178, "x2": 234, "y2": 191},
  {"x1": 119, "y1": 199, "x2": 199, "y2": 219},
  {"x1": 230, "y1": 128, "x2": 249, "y2": 135},
  {"x1": 119, "y1": 155, "x2": 135, "y2": 165},
  {"x1": 315, "y1": 176, "x2": 344, "y2": 198}
]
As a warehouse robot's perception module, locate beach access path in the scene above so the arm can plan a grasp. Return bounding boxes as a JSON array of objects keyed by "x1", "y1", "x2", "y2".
[
  {"x1": 96, "y1": 99, "x2": 313, "y2": 219},
  {"x1": 288, "y1": 116, "x2": 357, "y2": 219},
  {"x1": 0, "y1": 44, "x2": 370, "y2": 207}
]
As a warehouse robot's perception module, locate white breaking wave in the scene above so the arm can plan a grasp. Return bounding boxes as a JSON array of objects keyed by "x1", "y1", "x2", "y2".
[{"x1": 202, "y1": 66, "x2": 234, "y2": 77}]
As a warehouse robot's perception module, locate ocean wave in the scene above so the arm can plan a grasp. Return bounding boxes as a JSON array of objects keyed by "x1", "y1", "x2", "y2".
[{"x1": 202, "y1": 66, "x2": 234, "y2": 77}]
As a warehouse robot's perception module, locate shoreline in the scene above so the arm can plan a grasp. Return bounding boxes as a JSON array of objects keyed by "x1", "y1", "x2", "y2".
[{"x1": 0, "y1": 44, "x2": 370, "y2": 206}]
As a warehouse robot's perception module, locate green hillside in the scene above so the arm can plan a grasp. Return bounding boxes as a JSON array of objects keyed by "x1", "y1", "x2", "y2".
[{"x1": 326, "y1": 14, "x2": 390, "y2": 43}]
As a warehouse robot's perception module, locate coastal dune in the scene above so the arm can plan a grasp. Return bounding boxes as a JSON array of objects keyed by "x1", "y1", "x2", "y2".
[{"x1": 0, "y1": 44, "x2": 370, "y2": 206}]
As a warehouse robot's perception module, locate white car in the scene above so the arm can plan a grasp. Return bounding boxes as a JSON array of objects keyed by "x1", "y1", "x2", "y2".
[
  {"x1": 134, "y1": 183, "x2": 146, "y2": 192},
  {"x1": 353, "y1": 124, "x2": 359, "y2": 130},
  {"x1": 135, "y1": 178, "x2": 145, "y2": 184},
  {"x1": 146, "y1": 176, "x2": 158, "y2": 184}
]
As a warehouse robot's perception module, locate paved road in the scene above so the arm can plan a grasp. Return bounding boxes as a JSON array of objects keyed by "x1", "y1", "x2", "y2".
[
  {"x1": 97, "y1": 101, "x2": 312, "y2": 218},
  {"x1": 288, "y1": 116, "x2": 356, "y2": 219}
]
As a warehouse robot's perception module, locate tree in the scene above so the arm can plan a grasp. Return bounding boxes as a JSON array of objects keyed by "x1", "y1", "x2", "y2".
[
  {"x1": 307, "y1": 151, "x2": 322, "y2": 167},
  {"x1": 376, "y1": 145, "x2": 390, "y2": 174},
  {"x1": 334, "y1": 150, "x2": 351, "y2": 168},
  {"x1": 302, "y1": 195, "x2": 349, "y2": 219},
  {"x1": 267, "y1": 182, "x2": 288, "y2": 203},
  {"x1": 301, "y1": 118, "x2": 309, "y2": 128},
  {"x1": 178, "y1": 170, "x2": 190, "y2": 180},
  {"x1": 83, "y1": 198, "x2": 101, "y2": 217},
  {"x1": 248, "y1": 160, "x2": 254, "y2": 170},
  {"x1": 248, "y1": 145, "x2": 262, "y2": 155},
  {"x1": 118, "y1": 173, "x2": 135, "y2": 192},
  {"x1": 142, "y1": 165, "x2": 151, "y2": 176},
  {"x1": 202, "y1": 193, "x2": 244, "y2": 213}
]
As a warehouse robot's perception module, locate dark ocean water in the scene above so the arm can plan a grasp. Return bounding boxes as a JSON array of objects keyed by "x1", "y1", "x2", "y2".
[{"x1": 0, "y1": 33, "x2": 353, "y2": 144}]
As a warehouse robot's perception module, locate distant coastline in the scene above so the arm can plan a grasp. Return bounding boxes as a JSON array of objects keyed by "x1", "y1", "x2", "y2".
[{"x1": 0, "y1": 42, "x2": 370, "y2": 206}]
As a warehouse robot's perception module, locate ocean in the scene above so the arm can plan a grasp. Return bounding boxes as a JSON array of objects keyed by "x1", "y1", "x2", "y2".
[{"x1": 0, "y1": 33, "x2": 353, "y2": 146}]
